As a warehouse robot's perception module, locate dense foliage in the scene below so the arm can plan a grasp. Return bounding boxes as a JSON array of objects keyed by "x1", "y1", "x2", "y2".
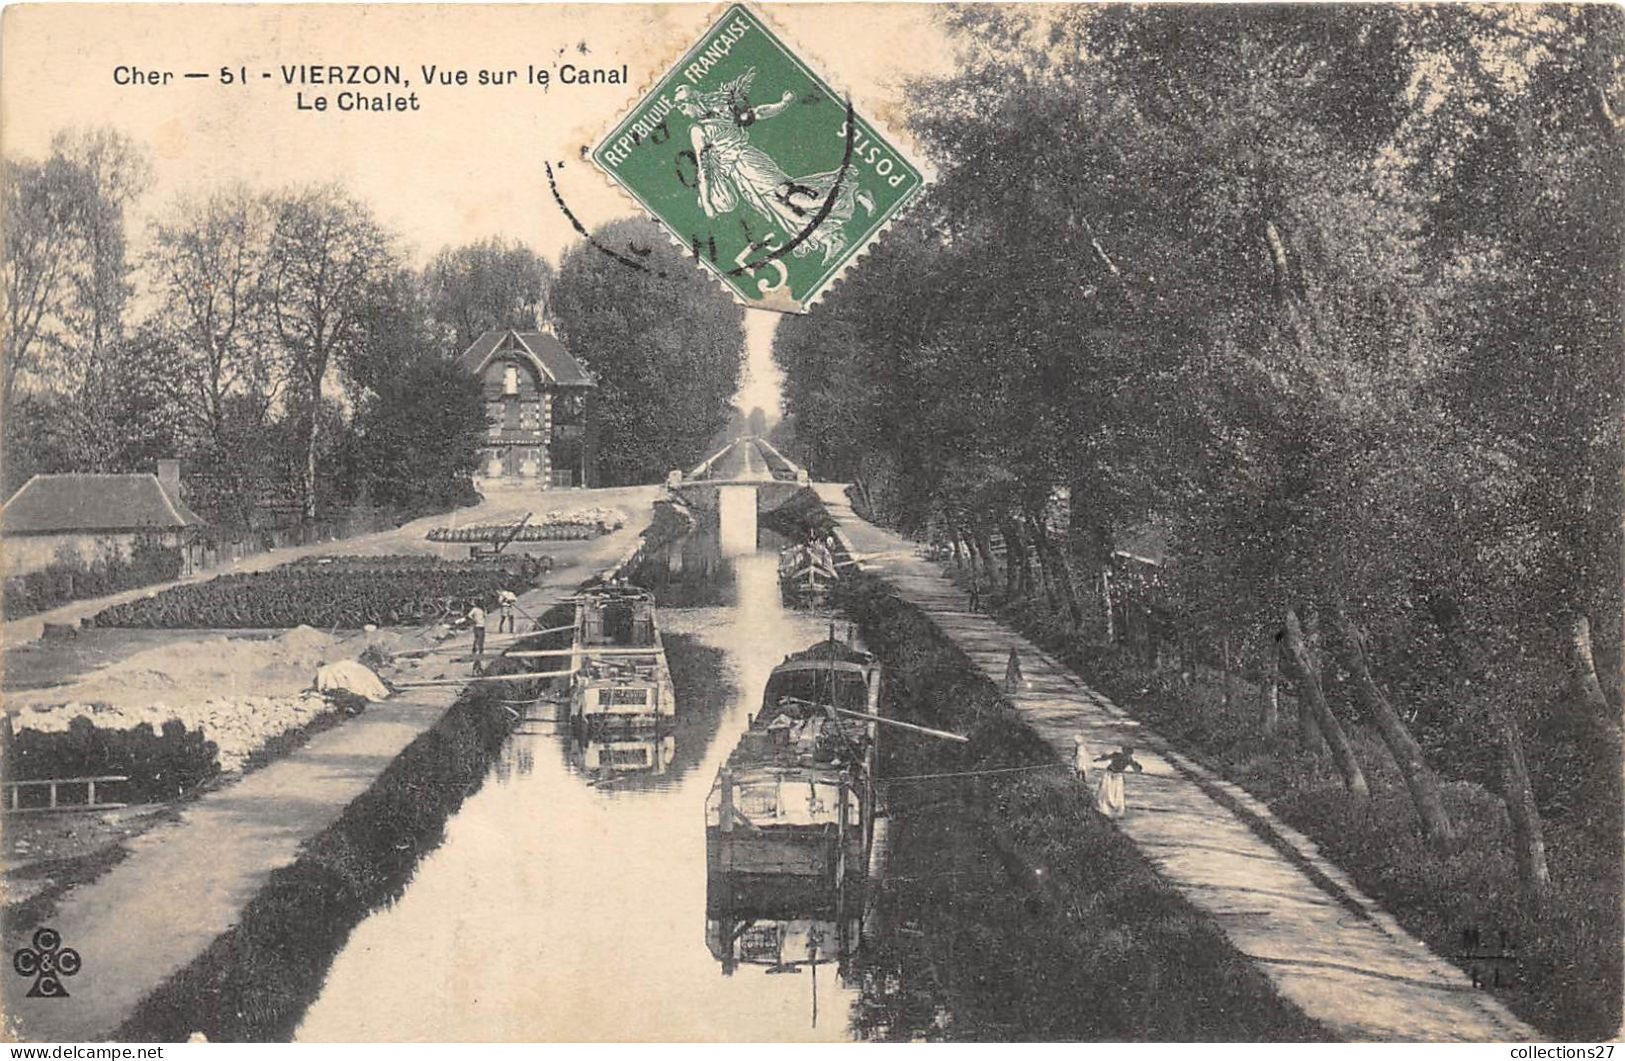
[
  {"x1": 552, "y1": 216, "x2": 746, "y2": 485},
  {"x1": 7, "y1": 717, "x2": 220, "y2": 805},
  {"x1": 775, "y1": 5, "x2": 1622, "y2": 1036}
]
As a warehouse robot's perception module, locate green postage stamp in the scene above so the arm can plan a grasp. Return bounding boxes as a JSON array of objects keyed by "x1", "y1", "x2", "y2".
[{"x1": 591, "y1": 4, "x2": 926, "y2": 312}]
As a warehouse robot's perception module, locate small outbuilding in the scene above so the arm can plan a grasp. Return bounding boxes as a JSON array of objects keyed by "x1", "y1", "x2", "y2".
[{"x1": 0, "y1": 460, "x2": 204, "y2": 577}]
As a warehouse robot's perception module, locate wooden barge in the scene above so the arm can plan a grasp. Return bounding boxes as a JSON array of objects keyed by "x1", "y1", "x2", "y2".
[
  {"x1": 705, "y1": 636, "x2": 881, "y2": 884},
  {"x1": 569, "y1": 583, "x2": 676, "y2": 728},
  {"x1": 777, "y1": 539, "x2": 839, "y2": 608}
]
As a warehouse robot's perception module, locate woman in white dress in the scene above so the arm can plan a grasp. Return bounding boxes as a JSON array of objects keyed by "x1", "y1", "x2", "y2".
[{"x1": 1093, "y1": 746, "x2": 1143, "y2": 819}]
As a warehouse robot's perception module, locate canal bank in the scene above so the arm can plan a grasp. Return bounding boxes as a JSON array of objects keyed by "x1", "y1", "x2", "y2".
[
  {"x1": 4, "y1": 494, "x2": 658, "y2": 1042},
  {"x1": 290, "y1": 523, "x2": 850, "y2": 1041},
  {"x1": 814, "y1": 483, "x2": 1537, "y2": 1041},
  {"x1": 835, "y1": 574, "x2": 1329, "y2": 1041}
]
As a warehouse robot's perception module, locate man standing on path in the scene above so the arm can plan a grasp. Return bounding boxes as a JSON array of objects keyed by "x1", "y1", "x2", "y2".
[
  {"x1": 497, "y1": 588, "x2": 518, "y2": 633},
  {"x1": 466, "y1": 598, "x2": 488, "y2": 661}
]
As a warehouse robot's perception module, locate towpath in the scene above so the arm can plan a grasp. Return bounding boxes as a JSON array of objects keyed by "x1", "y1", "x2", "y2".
[
  {"x1": 3, "y1": 495, "x2": 656, "y2": 1041},
  {"x1": 814, "y1": 483, "x2": 1534, "y2": 1043}
]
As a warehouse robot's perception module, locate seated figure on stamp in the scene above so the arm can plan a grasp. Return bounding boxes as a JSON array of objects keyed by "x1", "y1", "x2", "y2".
[{"x1": 675, "y1": 69, "x2": 875, "y2": 265}]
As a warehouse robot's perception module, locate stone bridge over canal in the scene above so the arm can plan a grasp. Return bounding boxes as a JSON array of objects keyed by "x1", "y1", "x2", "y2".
[{"x1": 669, "y1": 437, "x2": 811, "y2": 555}]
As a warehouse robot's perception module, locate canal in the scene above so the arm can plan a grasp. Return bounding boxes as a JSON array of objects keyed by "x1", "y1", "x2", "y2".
[{"x1": 295, "y1": 507, "x2": 866, "y2": 1041}]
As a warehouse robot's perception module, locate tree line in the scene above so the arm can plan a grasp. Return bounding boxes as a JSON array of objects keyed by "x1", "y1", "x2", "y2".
[
  {"x1": 774, "y1": 4, "x2": 1621, "y2": 928},
  {"x1": 3, "y1": 133, "x2": 744, "y2": 524}
]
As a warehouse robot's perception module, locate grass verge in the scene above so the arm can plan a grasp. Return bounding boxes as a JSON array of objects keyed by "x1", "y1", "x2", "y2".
[{"x1": 835, "y1": 575, "x2": 1331, "y2": 1042}]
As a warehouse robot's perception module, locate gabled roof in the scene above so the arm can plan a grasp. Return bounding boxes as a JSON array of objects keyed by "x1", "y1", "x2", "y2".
[
  {"x1": 0, "y1": 474, "x2": 205, "y2": 535},
  {"x1": 455, "y1": 328, "x2": 595, "y2": 388}
]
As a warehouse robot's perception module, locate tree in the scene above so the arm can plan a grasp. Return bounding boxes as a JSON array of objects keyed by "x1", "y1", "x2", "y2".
[
  {"x1": 551, "y1": 216, "x2": 745, "y2": 485},
  {"x1": 423, "y1": 237, "x2": 552, "y2": 351},
  {"x1": 263, "y1": 185, "x2": 397, "y2": 520},
  {"x1": 3, "y1": 154, "x2": 93, "y2": 408},
  {"x1": 3, "y1": 128, "x2": 150, "y2": 409},
  {"x1": 352, "y1": 358, "x2": 485, "y2": 511},
  {"x1": 147, "y1": 186, "x2": 280, "y2": 456},
  {"x1": 49, "y1": 128, "x2": 150, "y2": 358}
]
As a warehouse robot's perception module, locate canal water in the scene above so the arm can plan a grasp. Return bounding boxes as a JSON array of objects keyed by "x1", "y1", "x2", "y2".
[{"x1": 295, "y1": 509, "x2": 866, "y2": 1041}]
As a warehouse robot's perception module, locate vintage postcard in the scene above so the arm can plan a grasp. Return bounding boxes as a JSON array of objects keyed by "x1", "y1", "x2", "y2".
[{"x1": 0, "y1": 1, "x2": 1619, "y2": 1046}]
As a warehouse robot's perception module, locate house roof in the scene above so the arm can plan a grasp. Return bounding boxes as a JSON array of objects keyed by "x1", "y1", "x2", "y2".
[
  {"x1": 0, "y1": 474, "x2": 205, "y2": 535},
  {"x1": 456, "y1": 328, "x2": 595, "y2": 388}
]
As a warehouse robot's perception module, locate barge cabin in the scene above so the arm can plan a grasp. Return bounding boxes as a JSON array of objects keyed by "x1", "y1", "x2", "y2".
[
  {"x1": 570, "y1": 582, "x2": 675, "y2": 728},
  {"x1": 705, "y1": 636, "x2": 881, "y2": 884}
]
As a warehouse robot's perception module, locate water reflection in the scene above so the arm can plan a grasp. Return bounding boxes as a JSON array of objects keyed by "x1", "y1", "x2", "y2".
[
  {"x1": 296, "y1": 514, "x2": 857, "y2": 1041},
  {"x1": 706, "y1": 873, "x2": 865, "y2": 1031},
  {"x1": 567, "y1": 728, "x2": 677, "y2": 783}
]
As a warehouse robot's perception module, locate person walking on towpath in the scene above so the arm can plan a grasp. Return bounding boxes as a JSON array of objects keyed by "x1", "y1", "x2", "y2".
[
  {"x1": 1093, "y1": 746, "x2": 1143, "y2": 819},
  {"x1": 497, "y1": 588, "x2": 518, "y2": 633},
  {"x1": 1003, "y1": 646, "x2": 1024, "y2": 692}
]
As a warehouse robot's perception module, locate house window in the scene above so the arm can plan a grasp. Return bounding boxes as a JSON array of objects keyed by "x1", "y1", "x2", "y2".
[
  {"x1": 504, "y1": 398, "x2": 521, "y2": 431},
  {"x1": 504, "y1": 364, "x2": 520, "y2": 395}
]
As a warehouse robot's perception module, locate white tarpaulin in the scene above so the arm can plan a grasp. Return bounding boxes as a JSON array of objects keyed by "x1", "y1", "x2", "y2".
[{"x1": 316, "y1": 660, "x2": 391, "y2": 701}]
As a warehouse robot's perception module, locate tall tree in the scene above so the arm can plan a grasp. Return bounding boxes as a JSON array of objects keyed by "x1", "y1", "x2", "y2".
[
  {"x1": 264, "y1": 185, "x2": 396, "y2": 520},
  {"x1": 552, "y1": 217, "x2": 745, "y2": 485},
  {"x1": 49, "y1": 128, "x2": 150, "y2": 359},
  {"x1": 2, "y1": 154, "x2": 93, "y2": 408},
  {"x1": 423, "y1": 237, "x2": 553, "y2": 351},
  {"x1": 147, "y1": 186, "x2": 281, "y2": 455}
]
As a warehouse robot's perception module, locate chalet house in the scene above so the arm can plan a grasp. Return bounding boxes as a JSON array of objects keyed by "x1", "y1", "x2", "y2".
[
  {"x1": 456, "y1": 327, "x2": 597, "y2": 487},
  {"x1": 0, "y1": 460, "x2": 205, "y2": 577}
]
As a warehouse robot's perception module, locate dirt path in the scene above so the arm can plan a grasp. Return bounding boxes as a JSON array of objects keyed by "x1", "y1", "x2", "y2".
[
  {"x1": 2, "y1": 492, "x2": 657, "y2": 1041},
  {"x1": 814, "y1": 484, "x2": 1534, "y2": 1043}
]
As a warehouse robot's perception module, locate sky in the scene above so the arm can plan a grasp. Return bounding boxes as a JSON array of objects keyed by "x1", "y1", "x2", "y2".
[{"x1": 1, "y1": 3, "x2": 960, "y2": 418}]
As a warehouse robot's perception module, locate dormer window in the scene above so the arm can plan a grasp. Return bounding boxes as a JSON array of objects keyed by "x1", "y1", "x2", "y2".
[{"x1": 503, "y1": 364, "x2": 520, "y2": 395}]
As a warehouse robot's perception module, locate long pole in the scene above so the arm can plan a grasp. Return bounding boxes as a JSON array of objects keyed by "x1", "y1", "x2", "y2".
[
  {"x1": 832, "y1": 708, "x2": 968, "y2": 744},
  {"x1": 505, "y1": 647, "x2": 658, "y2": 659},
  {"x1": 392, "y1": 667, "x2": 575, "y2": 689},
  {"x1": 393, "y1": 623, "x2": 576, "y2": 658}
]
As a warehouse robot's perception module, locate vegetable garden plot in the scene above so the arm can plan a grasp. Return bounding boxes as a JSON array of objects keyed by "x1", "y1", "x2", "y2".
[{"x1": 89, "y1": 562, "x2": 520, "y2": 629}]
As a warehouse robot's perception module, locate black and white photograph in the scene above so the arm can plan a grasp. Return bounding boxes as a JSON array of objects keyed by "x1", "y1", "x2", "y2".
[{"x1": 0, "y1": 1, "x2": 1619, "y2": 1045}]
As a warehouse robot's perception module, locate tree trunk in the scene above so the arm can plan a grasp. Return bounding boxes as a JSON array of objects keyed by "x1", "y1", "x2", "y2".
[
  {"x1": 1058, "y1": 550, "x2": 1089, "y2": 630},
  {"x1": 1288, "y1": 627, "x2": 1327, "y2": 753},
  {"x1": 301, "y1": 380, "x2": 320, "y2": 522},
  {"x1": 1221, "y1": 636, "x2": 1235, "y2": 709},
  {"x1": 973, "y1": 529, "x2": 997, "y2": 583},
  {"x1": 1330, "y1": 600, "x2": 1455, "y2": 849},
  {"x1": 1001, "y1": 519, "x2": 1032, "y2": 597},
  {"x1": 1030, "y1": 514, "x2": 1084, "y2": 626},
  {"x1": 1101, "y1": 569, "x2": 1116, "y2": 643},
  {"x1": 1026, "y1": 515, "x2": 1065, "y2": 613},
  {"x1": 1261, "y1": 636, "x2": 1280, "y2": 736},
  {"x1": 1569, "y1": 615, "x2": 1622, "y2": 743},
  {"x1": 1283, "y1": 608, "x2": 1368, "y2": 795},
  {"x1": 1496, "y1": 705, "x2": 1552, "y2": 913}
]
